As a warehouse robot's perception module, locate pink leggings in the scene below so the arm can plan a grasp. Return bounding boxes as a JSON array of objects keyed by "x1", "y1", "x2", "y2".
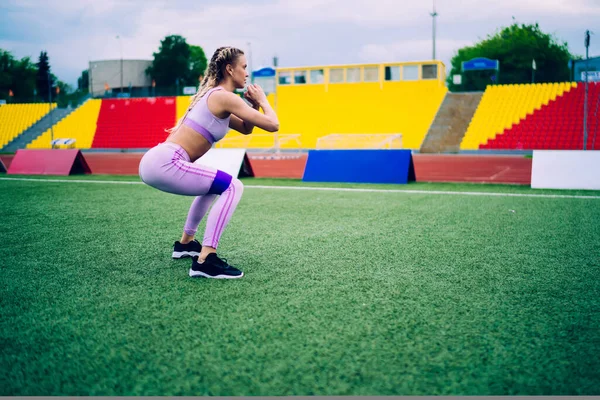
[{"x1": 139, "y1": 142, "x2": 243, "y2": 249}]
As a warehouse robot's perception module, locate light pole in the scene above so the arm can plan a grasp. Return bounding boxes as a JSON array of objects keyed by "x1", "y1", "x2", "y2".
[
  {"x1": 117, "y1": 35, "x2": 123, "y2": 93},
  {"x1": 247, "y1": 42, "x2": 253, "y2": 84},
  {"x1": 48, "y1": 70, "x2": 54, "y2": 146},
  {"x1": 89, "y1": 63, "x2": 96, "y2": 97},
  {"x1": 583, "y1": 30, "x2": 591, "y2": 150},
  {"x1": 430, "y1": 0, "x2": 438, "y2": 60}
]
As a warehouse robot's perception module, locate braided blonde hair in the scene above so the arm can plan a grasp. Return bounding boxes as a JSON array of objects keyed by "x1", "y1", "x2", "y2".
[{"x1": 167, "y1": 46, "x2": 245, "y2": 134}]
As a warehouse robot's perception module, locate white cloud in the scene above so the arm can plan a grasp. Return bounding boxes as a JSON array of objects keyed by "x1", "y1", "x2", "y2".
[
  {"x1": 257, "y1": 0, "x2": 600, "y2": 27},
  {"x1": 359, "y1": 39, "x2": 472, "y2": 65},
  {"x1": 2, "y1": 0, "x2": 598, "y2": 86},
  {"x1": 16, "y1": 0, "x2": 124, "y2": 16}
]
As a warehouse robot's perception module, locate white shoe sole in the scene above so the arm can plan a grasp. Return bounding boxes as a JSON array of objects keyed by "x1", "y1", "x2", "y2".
[
  {"x1": 172, "y1": 251, "x2": 200, "y2": 259},
  {"x1": 189, "y1": 269, "x2": 244, "y2": 279}
]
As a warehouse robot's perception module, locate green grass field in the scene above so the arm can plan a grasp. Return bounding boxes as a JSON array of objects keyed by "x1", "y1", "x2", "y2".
[{"x1": 1, "y1": 176, "x2": 599, "y2": 396}]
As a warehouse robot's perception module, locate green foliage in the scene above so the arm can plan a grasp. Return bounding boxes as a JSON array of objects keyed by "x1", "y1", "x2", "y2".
[
  {"x1": 146, "y1": 35, "x2": 209, "y2": 93},
  {"x1": 189, "y1": 45, "x2": 208, "y2": 85},
  {"x1": 0, "y1": 49, "x2": 37, "y2": 102},
  {"x1": 77, "y1": 70, "x2": 89, "y2": 93},
  {"x1": 0, "y1": 49, "x2": 83, "y2": 106},
  {"x1": 35, "y1": 51, "x2": 53, "y2": 102},
  {"x1": 448, "y1": 23, "x2": 578, "y2": 92}
]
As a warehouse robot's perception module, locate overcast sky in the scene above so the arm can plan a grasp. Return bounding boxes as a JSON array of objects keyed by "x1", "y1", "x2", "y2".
[{"x1": 1, "y1": 0, "x2": 598, "y2": 87}]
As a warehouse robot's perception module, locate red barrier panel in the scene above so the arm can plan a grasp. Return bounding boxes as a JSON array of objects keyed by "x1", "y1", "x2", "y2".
[
  {"x1": 7, "y1": 149, "x2": 91, "y2": 175},
  {"x1": 83, "y1": 153, "x2": 143, "y2": 175}
]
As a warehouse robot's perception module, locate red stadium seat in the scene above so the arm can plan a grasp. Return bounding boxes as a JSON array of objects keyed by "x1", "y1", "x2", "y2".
[
  {"x1": 482, "y1": 83, "x2": 599, "y2": 150},
  {"x1": 91, "y1": 97, "x2": 177, "y2": 149}
]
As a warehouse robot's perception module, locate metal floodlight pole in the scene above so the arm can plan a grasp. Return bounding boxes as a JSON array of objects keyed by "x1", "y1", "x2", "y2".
[
  {"x1": 48, "y1": 70, "x2": 54, "y2": 146},
  {"x1": 583, "y1": 30, "x2": 590, "y2": 150},
  {"x1": 117, "y1": 35, "x2": 123, "y2": 93},
  {"x1": 430, "y1": 0, "x2": 438, "y2": 60},
  {"x1": 273, "y1": 55, "x2": 279, "y2": 154},
  {"x1": 247, "y1": 42, "x2": 253, "y2": 84},
  {"x1": 89, "y1": 62, "x2": 93, "y2": 98},
  {"x1": 593, "y1": 95, "x2": 599, "y2": 150}
]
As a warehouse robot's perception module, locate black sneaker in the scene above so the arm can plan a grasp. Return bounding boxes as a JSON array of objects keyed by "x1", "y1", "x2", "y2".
[
  {"x1": 189, "y1": 253, "x2": 244, "y2": 279},
  {"x1": 172, "y1": 239, "x2": 201, "y2": 259}
]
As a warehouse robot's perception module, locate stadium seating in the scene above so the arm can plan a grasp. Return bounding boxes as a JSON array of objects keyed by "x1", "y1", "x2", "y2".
[
  {"x1": 461, "y1": 82, "x2": 600, "y2": 150},
  {"x1": 176, "y1": 96, "x2": 192, "y2": 122},
  {"x1": 91, "y1": 97, "x2": 176, "y2": 148},
  {"x1": 28, "y1": 99, "x2": 102, "y2": 149},
  {"x1": 481, "y1": 82, "x2": 599, "y2": 150},
  {"x1": 6, "y1": 80, "x2": 595, "y2": 153},
  {"x1": 461, "y1": 82, "x2": 576, "y2": 149},
  {"x1": 0, "y1": 103, "x2": 53, "y2": 148},
  {"x1": 274, "y1": 80, "x2": 446, "y2": 149}
]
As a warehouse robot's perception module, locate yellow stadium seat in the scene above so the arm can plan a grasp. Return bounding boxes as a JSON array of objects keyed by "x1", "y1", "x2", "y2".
[
  {"x1": 0, "y1": 103, "x2": 53, "y2": 148},
  {"x1": 176, "y1": 96, "x2": 192, "y2": 121},
  {"x1": 267, "y1": 80, "x2": 446, "y2": 149},
  {"x1": 460, "y1": 82, "x2": 576, "y2": 150},
  {"x1": 27, "y1": 99, "x2": 102, "y2": 149}
]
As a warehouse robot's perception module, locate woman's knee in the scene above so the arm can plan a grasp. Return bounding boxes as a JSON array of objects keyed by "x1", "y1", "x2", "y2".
[
  {"x1": 209, "y1": 172, "x2": 243, "y2": 196},
  {"x1": 231, "y1": 178, "x2": 244, "y2": 195}
]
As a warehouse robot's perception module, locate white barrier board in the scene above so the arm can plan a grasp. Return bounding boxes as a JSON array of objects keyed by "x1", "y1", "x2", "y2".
[
  {"x1": 193, "y1": 148, "x2": 250, "y2": 178},
  {"x1": 531, "y1": 150, "x2": 600, "y2": 190}
]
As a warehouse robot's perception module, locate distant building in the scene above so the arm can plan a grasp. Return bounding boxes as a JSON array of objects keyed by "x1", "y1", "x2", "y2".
[
  {"x1": 571, "y1": 56, "x2": 600, "y2": 82},
  {"x1": 252, "y1": 67, "x2": 276, "y2": 94},
  {"x1": 88, "y1": 59, "x2": 152, "y2": 97}
]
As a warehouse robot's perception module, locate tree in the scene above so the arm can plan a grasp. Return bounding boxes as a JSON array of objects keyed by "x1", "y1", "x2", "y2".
[
  {"x1": 146, "y1": 35, "x2": 209, "y2": 93},
  {"x1": 77, "y1": 69, "x2": 89, "y2": 93},
  {"x1": 0, "y1": 50, "x2": 17, "y2": 101},
  {"x1": 146, "y1": 35, "x2": 192, "y2": 88},
  {"x1": 11, "y1": 57, "x2": 37, "y2": 102},
  {"x1": 447, "y1": 23, "x2": 578, "y2": 92},
  {"x1": 189, "y1": 45, "x2": 208, "y2": 85},
  {"x1": 36, "y1": 51, "x2": 54, "y2": 102},
  {"x1": 0, "y1": 49, "x2": 37, "y2": 102},
  {"x1": 0, "y1": 49, "x2": 76, "y2": 104}
]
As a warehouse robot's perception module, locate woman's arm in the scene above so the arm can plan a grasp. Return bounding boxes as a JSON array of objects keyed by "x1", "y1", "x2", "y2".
[
  {"x1": 229, "y1": 99, "x2": 260, "y2": 135},
  {"x1": 223, "y1": 86, "x2": 279, "y2": 132}
]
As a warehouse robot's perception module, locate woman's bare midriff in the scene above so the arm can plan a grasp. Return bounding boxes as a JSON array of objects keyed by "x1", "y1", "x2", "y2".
[{"x1": 165, "y1": 125, "x2": 212, "y2": 163}]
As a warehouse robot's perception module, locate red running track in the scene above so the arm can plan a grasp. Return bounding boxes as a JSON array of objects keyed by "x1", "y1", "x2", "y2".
[{"x1": 412, "y1": 154, "x2": 532, "y2": 184}]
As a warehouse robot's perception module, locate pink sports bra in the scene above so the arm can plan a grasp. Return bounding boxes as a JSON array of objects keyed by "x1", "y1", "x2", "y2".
[{"x1": 182, "y1": 87, "x2": 231, "y2": 144}]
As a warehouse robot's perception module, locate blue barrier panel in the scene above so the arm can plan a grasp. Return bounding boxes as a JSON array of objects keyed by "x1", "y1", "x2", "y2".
[{"x1": 302, "y1": 150, "x2": 415, "y2": 184}]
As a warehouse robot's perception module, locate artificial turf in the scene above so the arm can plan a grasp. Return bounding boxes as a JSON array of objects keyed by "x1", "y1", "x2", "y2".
[{"x1": 1, "y1": 176, "x2": 599, "y2": 395}]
